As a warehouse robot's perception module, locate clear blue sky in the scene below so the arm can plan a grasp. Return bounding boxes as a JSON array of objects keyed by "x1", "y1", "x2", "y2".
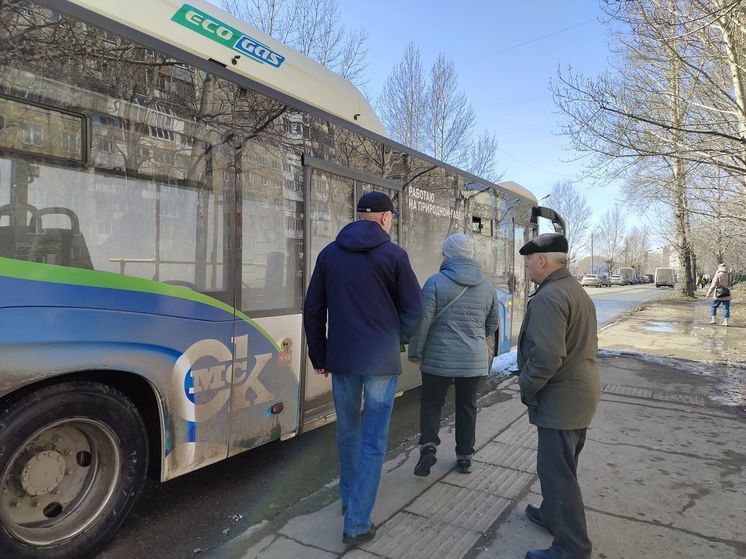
[{"x1": 335, "y1": 0, "x2": 620, "y2": 223}]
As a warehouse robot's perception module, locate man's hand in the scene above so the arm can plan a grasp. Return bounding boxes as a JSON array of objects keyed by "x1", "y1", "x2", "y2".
[{"x1": 314, "y1": 368, "x2": 329, "y2": 377}]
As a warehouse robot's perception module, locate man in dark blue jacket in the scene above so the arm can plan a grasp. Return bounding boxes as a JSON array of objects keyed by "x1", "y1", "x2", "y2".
[{"x1": 304, "y1": 191, "x2": 423, "y2": 546}]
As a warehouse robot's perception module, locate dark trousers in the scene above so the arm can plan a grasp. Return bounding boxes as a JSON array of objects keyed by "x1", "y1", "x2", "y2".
[
  {"x1": 418, "y1": 373, "x2": 481, "y2": 457},
  {"x1": 537, "y1": 427, "x2": 592, "y2": 559}
]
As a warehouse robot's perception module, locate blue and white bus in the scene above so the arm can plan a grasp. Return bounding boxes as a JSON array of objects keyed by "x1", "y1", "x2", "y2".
[{"x1": 0, "y1": 1, "x2": 563, "y2": 557}]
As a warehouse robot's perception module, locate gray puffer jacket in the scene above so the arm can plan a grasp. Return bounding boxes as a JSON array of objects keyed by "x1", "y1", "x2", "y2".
[{"x1": 409, "y1": 256, "x2": 500, "y2": 377}]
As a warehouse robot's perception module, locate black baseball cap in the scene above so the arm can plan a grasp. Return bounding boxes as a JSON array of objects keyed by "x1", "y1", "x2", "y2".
[{"x1": 356, "y1": 191, "x2": 399, "y2": 216}]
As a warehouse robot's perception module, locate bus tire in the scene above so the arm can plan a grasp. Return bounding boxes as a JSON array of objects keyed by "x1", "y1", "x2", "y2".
[{"x1": 0, "y1": 381, "x2": 148, "y2": 559}]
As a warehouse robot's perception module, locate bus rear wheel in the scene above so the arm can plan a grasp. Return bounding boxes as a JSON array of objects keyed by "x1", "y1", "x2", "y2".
[{"x1": 0, "y1": 381, "x2": 148, "y2": 559}]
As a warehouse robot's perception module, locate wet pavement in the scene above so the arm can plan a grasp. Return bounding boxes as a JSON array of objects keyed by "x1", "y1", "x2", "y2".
[{"x1": 598, "y1": 288, "x2": 745, "y2": 408}]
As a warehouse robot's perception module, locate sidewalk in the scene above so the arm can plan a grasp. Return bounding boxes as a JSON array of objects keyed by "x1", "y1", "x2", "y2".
[{"x1": 208, "y1": 292, "x2": 745, "y2": 559}]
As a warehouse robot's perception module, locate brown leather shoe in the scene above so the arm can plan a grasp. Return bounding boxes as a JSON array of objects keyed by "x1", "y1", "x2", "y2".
[{"x1": 525, "y1": 503, "x2": 552, "y2": 534}]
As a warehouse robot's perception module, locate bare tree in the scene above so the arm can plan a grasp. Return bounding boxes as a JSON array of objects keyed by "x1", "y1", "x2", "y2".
[
  {"x1": 222, "y1": 0, "x2": 298, "y2": 42},
  {"x1": 547, "y1": 180, "x2": 592, "y2": 264},
  {"x1": 222, "y1": 0, "x2": 369, "y2": 87},
  {"x1": 426, "y1": 53, "x2": 475, "y2": 167},
  {"x1": 378, "y1": 42, "x2": 428, "y2": 151},
  {"x1": 597, "y1": 206, "x2": 626, "y2": 274},
  {"x1": 551, "y1": 0, "x2": 746, "y2": 295},
  {"x1": 465, "y1": 131, "x2": 502, "y2": 183},
  {"x1": 621, "y1": 226, "x2": 650, "y2": 271}
]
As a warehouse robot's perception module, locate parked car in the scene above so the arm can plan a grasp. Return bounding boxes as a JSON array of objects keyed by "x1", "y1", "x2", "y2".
[
  {"x1": 643, "y1": 273, "x2": 654, "y2": 283},
  {"x1": 609, "y1": 274, "x2": 625, "y2": 286},
  {"x1": 581, "y1": 274, "x2": 610, "y2": 287}
]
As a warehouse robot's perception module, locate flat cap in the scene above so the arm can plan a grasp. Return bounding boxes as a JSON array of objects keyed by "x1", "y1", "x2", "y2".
[{"x1": 519, "y1": 233, "x2": 568, "y2": 255}]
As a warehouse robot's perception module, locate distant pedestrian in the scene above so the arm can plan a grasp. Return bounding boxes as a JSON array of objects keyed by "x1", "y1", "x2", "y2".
[
  {"x1": 408, "y1": 233, "x2": 500, "y2": 476},
  {"x1": 706, "y1": 263, "x2": 732, "y2": 327},
  {"x1": 516, "y1": 233, "x2": 600, "y2": 559},
  {"x1": 304, "y1": 191, "x2": 423, "y2": 546}
]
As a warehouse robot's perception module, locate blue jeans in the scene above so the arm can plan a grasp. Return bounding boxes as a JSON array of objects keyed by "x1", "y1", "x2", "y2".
[
  {"x1": 332, "y1": 373, "x2": 397, "y2": 536},
  {"x1": 711, "y1": 299, "x2": 731, "y2": 318}
]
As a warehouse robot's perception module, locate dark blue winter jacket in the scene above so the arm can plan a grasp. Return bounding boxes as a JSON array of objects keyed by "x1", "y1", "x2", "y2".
[{"x1": 303, "y1": 220, "x2": 424, "y2": 376}]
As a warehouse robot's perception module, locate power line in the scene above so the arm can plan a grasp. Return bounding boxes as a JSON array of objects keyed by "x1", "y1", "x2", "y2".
[
  {"x1": 464, "y1": 18, "x2": 597, "y2": 65},
  {"x1": 497, "y1": 147, "x2": 576, "y2": 178}
]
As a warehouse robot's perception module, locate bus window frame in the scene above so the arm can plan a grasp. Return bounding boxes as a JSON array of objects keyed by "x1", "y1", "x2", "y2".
[
  {"x1": 0, "y1": 92, "x2": 90, "y2": 166},
  {"x1": 301, "y1": 154, "x2": 403, "y2": 292}
]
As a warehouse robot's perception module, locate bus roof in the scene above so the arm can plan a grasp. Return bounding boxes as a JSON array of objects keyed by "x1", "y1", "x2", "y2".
[
  {"x1": 65, "y1": 0, "x2": 386, "y2": 136},
  {"x1": 496, "y1": 181, "x2": 538, "y2": 205}
]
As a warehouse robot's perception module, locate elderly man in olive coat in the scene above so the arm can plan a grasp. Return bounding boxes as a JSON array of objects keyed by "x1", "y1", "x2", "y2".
[{"x1": 517, "y1": 233, "x2": 600, "y2": 559}]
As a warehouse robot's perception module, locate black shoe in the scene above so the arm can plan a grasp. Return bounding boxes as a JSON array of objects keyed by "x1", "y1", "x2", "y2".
[
  {"x1": 414, "y1": 447, "x2": 437, "y2": 477},
  {"x1": 525, "y1": 547, "x2": 561, "y2": 559},
  {"x1": 456, "y1": 458, "x2": 471, "y2": 473},
  {"x1": 342, "y1": 524, "x2": 376, "y2": 546},
  {"x1": 525, "y1": 503, "x2": 552, "y2": 534}
]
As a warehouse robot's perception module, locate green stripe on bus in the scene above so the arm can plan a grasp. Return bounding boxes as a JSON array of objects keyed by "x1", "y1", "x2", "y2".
[{"x1": 0, "y1": 257, "x2": 280, "y2": 350}]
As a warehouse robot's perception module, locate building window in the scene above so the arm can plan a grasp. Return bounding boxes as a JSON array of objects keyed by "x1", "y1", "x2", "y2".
[
  {"x1": 60, "y1": 131, "x2": 79, "y2": 153},
  {"x1": 22, "y1": 124, "x2": 44, "y2": 146}
]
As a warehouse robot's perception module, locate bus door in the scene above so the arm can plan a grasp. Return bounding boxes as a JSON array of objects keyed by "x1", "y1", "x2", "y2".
[
  {"x1": 301, "y1": 159, "x2": 355, "y2": 430},
  {"x1": 300, "y1": 156, "x2": 402, "y2": 432}
]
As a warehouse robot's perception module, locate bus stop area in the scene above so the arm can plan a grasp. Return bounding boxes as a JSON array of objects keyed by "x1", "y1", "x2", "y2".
[{"x1": 206, "y1": 291, "x2": 745, "y2": 559}]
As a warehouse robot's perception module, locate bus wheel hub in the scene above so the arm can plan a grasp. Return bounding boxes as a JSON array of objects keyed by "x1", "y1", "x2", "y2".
[{"x1": 21, "y1": 451, "x2": 67, "y2": 496}]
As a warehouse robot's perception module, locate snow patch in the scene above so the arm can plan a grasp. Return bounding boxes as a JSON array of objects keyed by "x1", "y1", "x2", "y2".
[{"x1": 491, "y1": 350, "x2": 517, "y2": 377}]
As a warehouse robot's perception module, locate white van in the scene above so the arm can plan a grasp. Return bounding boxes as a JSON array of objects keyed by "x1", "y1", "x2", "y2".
[{"x1": 655, "y1": 267, "x2": 676, "y2": 288}]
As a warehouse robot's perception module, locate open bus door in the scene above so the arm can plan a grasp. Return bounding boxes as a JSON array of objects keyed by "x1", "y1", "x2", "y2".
[
  {"x1": 531, "y1": 206, "x2": 566, "y2": 236},
  {"x1": 299, "y1": 156, "x2": 404, "y2": 433}
]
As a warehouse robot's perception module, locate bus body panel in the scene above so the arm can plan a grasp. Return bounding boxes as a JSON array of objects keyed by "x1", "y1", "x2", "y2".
[{"x1": 0, "y1": 260, "x2": 300, "y2": 481}]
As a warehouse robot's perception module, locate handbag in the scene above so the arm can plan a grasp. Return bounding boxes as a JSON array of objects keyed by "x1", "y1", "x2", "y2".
[
  {"x1": 716, "y1": 286, "x2": 730, "y2": 298},
  {"x1": 715, "y1": 273, "x2": 730, "y2": 298}
]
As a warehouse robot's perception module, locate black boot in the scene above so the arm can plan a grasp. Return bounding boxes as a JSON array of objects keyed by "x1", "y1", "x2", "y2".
[
  {"x1": 414, "y1": 445, "x2": 437, "y2": 476},
  {"x1": 456, "y1": 458, "x2": 471, "y2": 473}
]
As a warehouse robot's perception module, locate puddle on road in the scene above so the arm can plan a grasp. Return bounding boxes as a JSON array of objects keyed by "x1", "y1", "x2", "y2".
[{"x1": 639, "y1": 321, "x2": 677, "y2": 333}]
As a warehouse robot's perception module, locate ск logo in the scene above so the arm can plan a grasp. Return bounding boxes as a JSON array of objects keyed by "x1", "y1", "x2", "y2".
[{"x1": 172, "y1": 4, "x2": 285, "y2": 68}]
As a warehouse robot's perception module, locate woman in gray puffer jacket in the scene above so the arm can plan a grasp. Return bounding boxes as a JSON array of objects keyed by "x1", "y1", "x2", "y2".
[{"x1": 409, "y1": 233, "x2": 500, "y2": 475}]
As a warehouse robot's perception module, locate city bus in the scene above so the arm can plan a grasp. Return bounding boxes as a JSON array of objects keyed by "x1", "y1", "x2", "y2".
[{"x1": 0, "y1": 1, "x2": 564, "y2": 557}]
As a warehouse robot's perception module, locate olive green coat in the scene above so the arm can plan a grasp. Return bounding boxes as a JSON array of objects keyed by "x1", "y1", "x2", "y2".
[{"x1": 517, "y1": 268, "x2": 600, "y2": 430}]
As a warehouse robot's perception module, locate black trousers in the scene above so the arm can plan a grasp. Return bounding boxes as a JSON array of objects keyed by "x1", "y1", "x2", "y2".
[
  {"x1": 536, "y1": 427, "x2": 592, "y2": 559},
  {"x1": 418, "y1": 373, "x2": 481, "y2": 457}
]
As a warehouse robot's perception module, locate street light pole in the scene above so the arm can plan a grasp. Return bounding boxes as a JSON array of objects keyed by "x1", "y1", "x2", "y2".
[{"x1": 590, "y1": 231, "x2": 594, "y2": 274}]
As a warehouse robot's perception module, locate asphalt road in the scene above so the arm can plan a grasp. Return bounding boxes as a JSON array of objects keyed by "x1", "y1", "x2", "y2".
[
  {"x1": 583, "y1": 282, "x2": 672, "y2": 327},
  {"x1": 97, "y1": 283, "x2": 671, "y2": 559}
]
